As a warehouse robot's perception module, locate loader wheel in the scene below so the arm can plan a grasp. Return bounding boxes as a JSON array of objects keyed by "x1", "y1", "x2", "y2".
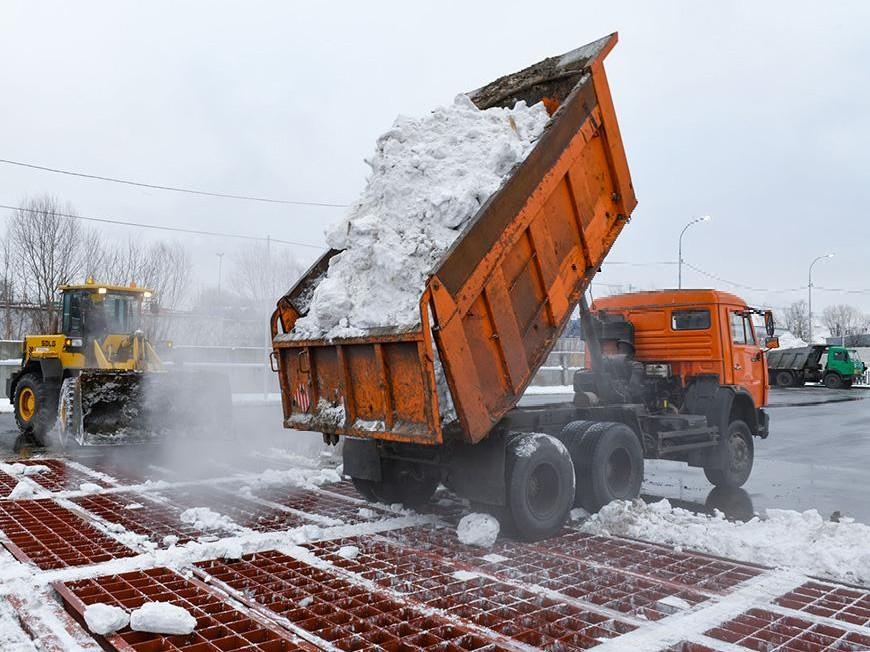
[
  {"x1": 14, "y1": 373, "x2": 59, "y2": 446},
  {"x1": 363, "y1": 461, "x2": 439, "y2": 509},
  {"x1": 505, "y1": 433, "x2": 575, "y2": 541},
  {"x1": 704, "y1": 419, "x2": 753, "y2": 489},
  {"x1": 571, "y1": 422, "x2": 644, "y2": 512},
  {"x1": 775, "y1": 371, "x2": 795, "y2": 388},
  {"x1": 823, "y1": 373, "x2": 843, "y2": 389}
]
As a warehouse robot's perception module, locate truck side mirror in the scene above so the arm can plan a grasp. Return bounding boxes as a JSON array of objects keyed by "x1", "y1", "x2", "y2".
[
  {"x1": 765, "y1": 336, "x2": 780, "y2": 349},
  {"x1": 764, "y1": 311, "x2": 775, "y2": 337}
]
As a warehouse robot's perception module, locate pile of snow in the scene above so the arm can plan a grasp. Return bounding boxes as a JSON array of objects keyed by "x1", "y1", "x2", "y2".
[
  {"x1": 179, "y1": 508, "x2": 238, "y2": 532},
  {"x1": 78, "y1": 482, "x2": 103, "y2": 494},
  {"x1": 777, "y1": 331, "x2": 808, "y2": 349},
  {"x1": 8, "y1": 481, "x2": 38, "y2": 500},
  {"x1": 2, "y1": 463, "x2": 50, "y2": 476},
  {"x1": 457, "y1": 512, "x2": 500, "y2": 548},
  {"x1": 290, "y1": 94, "x2": 549, "y2": 341},
  {"x1": 129, "y1": 602, "x2": 196, "y2": 635},
  {"x1": 581, "y1": 499, "x2": 870, "y2": 587},
  {"x1": 84, "y1": 603, "x2": 129, "y2": 635},
  {"x1": 337, "y1": 545, "x2": 360, "y2": 560}
]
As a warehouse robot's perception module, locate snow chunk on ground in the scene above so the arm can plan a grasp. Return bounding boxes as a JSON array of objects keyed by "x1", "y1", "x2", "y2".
[
  {"x1": 79, "y1": 482, "x2": 102, "y2": 493},
  {"x1": 481, "y1": 553, "x2": 509, "y2": 564},
  {"x1": 130, "y1": 602, "x2": 196, "y2": 635},
  {"x1": 8, "y1": 481, "x2": 37, "y2": 499},
  {"x1": 3, "y1": 463, "x2": 50, "y2": 476},
  {"x1": 657, "y1": 595, "x2": 692, "y2": 611},
  {"x1": 457, "y1": 513, "x2": 500, "y2": 548},
  {"x1": 570, "y1": 507, "x2": 590, "y2": 521},
  {"x1": 289, "y1": 94, "x2": 549, "y2": 342},
  {"x1": 581, "y1": 499, "x2": 870, "y2": 587},
  {"x1": 337, "y1": 545, "x2": 360, "y2": 560},
  {"x1": 452, "y1": 570, "x2": 479, "y2": 581},
  {"x1": 84, "y1": 603, "x2": 129, "y2": 635},
  {"x1": 180, "y1": 507, "x2": 237, "y2": 532}
]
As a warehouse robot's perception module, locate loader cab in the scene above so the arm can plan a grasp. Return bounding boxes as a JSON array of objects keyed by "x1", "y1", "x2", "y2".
[{"x1": 60, "y1": 283, "x2": 151, "y2": 342}]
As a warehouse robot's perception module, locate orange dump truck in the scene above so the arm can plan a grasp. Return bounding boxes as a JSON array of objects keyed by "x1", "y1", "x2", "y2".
[{"x1": 271, "y1": 34, "x2": 774, "y2": 540}]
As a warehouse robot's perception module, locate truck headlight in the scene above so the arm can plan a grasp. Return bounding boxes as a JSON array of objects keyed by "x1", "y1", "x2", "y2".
[
  {"x1": 644, "y1": 363, "x2": 670, "y2": 378},
  {"x1": 65, "y1": 337, "x2": 83, "y2": 348}
]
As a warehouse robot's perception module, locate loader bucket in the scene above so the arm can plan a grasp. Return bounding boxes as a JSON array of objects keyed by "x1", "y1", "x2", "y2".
[{"x1": 58, "y1": 370, "x2": 233, "y2": 446}]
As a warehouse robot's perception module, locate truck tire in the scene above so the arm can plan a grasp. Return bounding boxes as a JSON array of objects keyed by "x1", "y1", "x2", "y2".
[
  {"x1": 558, "y1": 420, "x2": 597, "y2": 449},
  {"x1": 571, "y1": 422, "x2": 644, "y2": 512},
  {"x1": 823, "y1": 373, "x2": 843, "y2": 389},
  {"x1": 13, "y1": 373, "x2": 59, "y2": 447},
  {"x1": 844, "y1": 379, "x2": 854, "y2": 388},
  {"x1": 357, "y1": 460, "x2": 439, "y2": 508},
  {"x1": 505, "y1": 433, "x2": 575, "y2": 541},
  {"x1": 703, "y1": 419, "x2": 753, "y2": 488},
  {"x1": 774, "y1": 370, "x2": 795, "y2": 388}
]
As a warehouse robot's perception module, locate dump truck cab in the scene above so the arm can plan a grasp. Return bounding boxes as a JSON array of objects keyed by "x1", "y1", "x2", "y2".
[
  {"x1": 587, "y1": 289, "x2": 772, "y2": 420},
  {"x1": 768, "y1": 343, "x2": 866, "y2": 389}
]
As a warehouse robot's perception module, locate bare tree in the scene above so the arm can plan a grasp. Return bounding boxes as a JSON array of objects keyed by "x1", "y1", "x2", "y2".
[
  {"x1": 7, "y1": 195, "x2": 90, "y2": 331},
  {"x1": 230, "y1": 242, "x2": 304, "y2": 307},
  {"x1": 779, "y1": 300, "x2": 810, "y2": 341},
  {"x1": 821, "y1": 304, "x2": 865, "y2": 338}
]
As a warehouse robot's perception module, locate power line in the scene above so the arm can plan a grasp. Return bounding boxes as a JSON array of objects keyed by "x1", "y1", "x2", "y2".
[
  {"x1": 0, "y1": 203, "x2": 324, "y2": 250},
  {"x1": 0, "y1": 157, "x2": 350, "y2": 208}
]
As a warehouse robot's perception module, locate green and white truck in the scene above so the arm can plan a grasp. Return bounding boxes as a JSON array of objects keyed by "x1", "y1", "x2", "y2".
[{"x1": 767, "y1": 344, "x2": 866, "y2": 389}]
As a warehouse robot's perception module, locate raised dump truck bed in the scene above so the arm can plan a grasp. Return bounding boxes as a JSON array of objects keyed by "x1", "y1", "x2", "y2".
[{"x1": 271, "y1": 33, "x2": 636, "y2": 447}]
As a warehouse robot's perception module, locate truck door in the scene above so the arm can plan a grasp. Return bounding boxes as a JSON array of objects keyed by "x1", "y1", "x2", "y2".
[{"x1": 728, "y1": 310, "x2": 765, "y2": 407}]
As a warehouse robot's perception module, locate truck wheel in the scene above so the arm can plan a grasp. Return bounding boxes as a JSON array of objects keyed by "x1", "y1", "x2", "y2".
[
  {"x1": 13, "y1": 373, "x2": 59, "y2": 447},
  {"x1": 359, "y1": 461, "x2": 439, "y2": 508},
  {"x1": 775, "y1": 371, "x2": 795, "y2": 388},
  {"x1": 704, "y1": 419, "x2": 753, "y2": 488},
  {"x1": 844, "y1": 379, "x2": 854, "y2": 388},
  {"x1": 823, "y1": 373, "x2": 843, "y2": 389},
  {"x1": 505, "y1": 433, "x2": 574, "y2": 541},
  {"x1": 572, "y1": 422, "x2": 644, "y2": 512},
  {"x1": 558, "y1": 420, "x2": 597, "y2": 449}
]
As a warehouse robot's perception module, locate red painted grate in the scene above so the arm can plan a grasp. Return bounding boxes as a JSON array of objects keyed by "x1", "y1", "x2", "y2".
[
  {"x1": 252, "y1": 486, "x2": 384, "y2": 525},
  {"x1": 58, "y1": 566, "x2": 313, "y2": 651},
  {"x1": 705, "y1": 608, "x2": 870, "y2": 650},
  {"x1": 307, "y1": 537, "x2": 636, "y2": 649},
  {"x1": 659, "y1": 643, "x2": 716, "y2": 652},
  {"x1": 12, "y1": 459, "x2": 113, "y2": 493},
  {"x1": 157, "y1": 486, "x2": 308, "y2": 532},
  {"x1": 72, "y1": 492, "x2": 208, "y2": 546},
  {"x1": 199, "y1": 550, "x2": 513, "y2": 651},
  {"x1": 536, "y1": 531, "x2": 762, "y2": 593},
  {"x1": 0, "y1": 471, "x2": 19, "y2": 498},
  {"x1": 0, "y1": 499, "x2": 135, "y2": 569},
  {"x1": 776, "y1": 581, "x2": 870, "y2": 628},
  {"x1": 73, "y1": 455, "x2": 166, "y2": 485}
]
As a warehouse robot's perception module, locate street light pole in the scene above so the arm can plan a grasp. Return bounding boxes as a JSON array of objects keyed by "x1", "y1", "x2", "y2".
[
  {"x1": 808, "y1": 253, "x2": 834, "y2": 343},
  {"x1": 216, "y1": 253, "x2": 224, "y2": 298},
  {"x1": 678, "y1": 215, "x2": 711, "y2": 289}
]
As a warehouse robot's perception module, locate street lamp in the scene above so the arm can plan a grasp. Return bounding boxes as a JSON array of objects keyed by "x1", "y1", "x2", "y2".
[
  {"x1": 808, "y1": 253, "x2": 834, "y2": 344},
  {"x1": 678, "y1": 215, "x2": 711, "y2": 289}
]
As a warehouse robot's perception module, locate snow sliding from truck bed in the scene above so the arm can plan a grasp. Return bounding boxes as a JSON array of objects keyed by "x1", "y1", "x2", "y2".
[{"x1": 291, "y1": 94, "x2": 550, "y2": 340}]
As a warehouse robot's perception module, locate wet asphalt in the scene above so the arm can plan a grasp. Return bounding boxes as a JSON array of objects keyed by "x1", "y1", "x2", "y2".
[{"x1": 2, "y1": 386, "x2": 868, "y2": 522}]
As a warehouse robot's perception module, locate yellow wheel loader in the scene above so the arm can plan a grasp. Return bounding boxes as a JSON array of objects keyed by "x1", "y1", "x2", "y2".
[{"x1": 7, "y1": 279, "x2": 231, "y2": 446}]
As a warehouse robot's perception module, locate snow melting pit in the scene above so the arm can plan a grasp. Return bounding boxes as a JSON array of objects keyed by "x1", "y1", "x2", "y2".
[
  {"x1": 775, "y1": 581, "x2": 870, "y2": 628},
  {"x1": 705, "y1": 608, "x2": 870, "y2": 650},
  {"x1": 0, "y1": 498, "x2": 135, "y2": 569},
  {"x1": 56, "y1": 566, "x2": 305, "y2": 650},
  {"x1": 197, "y1": 550, "x2": 500, "y2": 650},
  {"x1": 251, "y1": 484, "x2": 375, "y2": 524}
]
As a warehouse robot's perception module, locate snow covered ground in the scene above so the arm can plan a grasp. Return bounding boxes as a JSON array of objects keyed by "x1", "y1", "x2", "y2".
[{"x1": 0, "y1": 445, "x2": 867, "y2": 650}]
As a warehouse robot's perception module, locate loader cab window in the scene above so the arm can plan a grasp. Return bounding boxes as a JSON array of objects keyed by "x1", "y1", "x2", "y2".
[
  {"x1": 672, "y1": 309, "x2": 710, "y2": 330},
  {"x1": 62, "y1": 291, "x2": 85, "y2": 336},
  {"x1": 730, "y1": 311, "x2": 756, "y2": 345},
  {"x1": 84, "y1": 292, "x2": 142, "y2": 337}
]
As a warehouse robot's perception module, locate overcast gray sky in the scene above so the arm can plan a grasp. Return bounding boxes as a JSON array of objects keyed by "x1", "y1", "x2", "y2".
[{"x1": 2, "y1": 1, "x2": 868, "y2": 313}]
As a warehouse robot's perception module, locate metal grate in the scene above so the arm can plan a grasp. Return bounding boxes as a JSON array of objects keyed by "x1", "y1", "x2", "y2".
[
  {"x1": 199, "y1": 550, "x2": 514, "y2": 651},
  {"x1": 705, "y1": 608, "x2": 870, "y2": 650},
  {"x1": 0, "y1": 499, "x2": 135, "y2": 569},
  {"x1": 156, "y1": 486, "x2": 308, "y2": 532},
  {"x1": 13, "y1": 459, "x2": 112, "y2": 493},
  {"x1": 307, "y1": 537, "x2": 636, "y2": 649},
  {"x1": 72, "y1": 492, "x2": 208, "y2": 546},
  {"x1": 251, "y1": 486, "x2": 383, "y2": 525},
  {"x1": 658, "y1": 643, "x2": 716, "y2": 652},
  {"x1": 776, "y1": 581, "x2": 870, "y2": 628},
  {"x1": 58, "y1": 566, "x2": 313, "y2": 651}
]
